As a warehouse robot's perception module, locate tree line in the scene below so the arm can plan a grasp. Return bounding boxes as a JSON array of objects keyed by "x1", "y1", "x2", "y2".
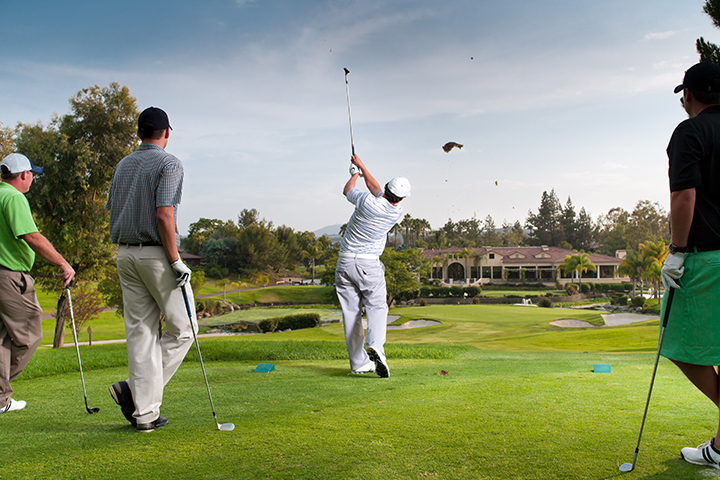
[{"x1": 395, "y1": 189, "x2": 669, "y2": 257}]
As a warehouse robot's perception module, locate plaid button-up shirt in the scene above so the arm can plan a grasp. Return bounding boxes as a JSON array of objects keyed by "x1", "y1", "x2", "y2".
[{"x1": 106, "y1": 143, "x2": 184, "y2": 246}]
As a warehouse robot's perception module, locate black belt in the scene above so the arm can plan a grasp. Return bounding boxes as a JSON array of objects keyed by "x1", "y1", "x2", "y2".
[
  {"x1": 119, "y1": 241, "x2": 162, "y2": 247},
  {"x1": 691, "y1": 245, "x2": 720, "y2": 253}
]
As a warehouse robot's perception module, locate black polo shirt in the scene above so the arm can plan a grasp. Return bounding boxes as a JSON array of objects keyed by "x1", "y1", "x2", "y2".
[{"x1": 667, "y1": 105, "x2": 720, "y2": 249}]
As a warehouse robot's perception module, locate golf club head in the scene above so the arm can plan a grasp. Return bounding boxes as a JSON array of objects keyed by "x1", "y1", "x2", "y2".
[
  {"x1": 619, "y1": 463, "x2": 634, "y2": 472},
  {"x1": 344, "y1": 67, "x2": 350, "y2": 75},
  {"x1": 87, "y1": 407, "x2": 100, "y2": 414},
  {"x1": 218, "y1": 423, "x2": 235, "y2": 431}
]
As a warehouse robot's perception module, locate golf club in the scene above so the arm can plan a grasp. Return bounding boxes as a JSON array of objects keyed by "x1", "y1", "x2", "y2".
[
  {"x1": 344, "y1": 67, "x2": 355, "y2": 156},
  {"x1": 181, "y1": 284, "x2": 235, "y2": 431},
  {"x1": 619, "y1": 287, "x2": 676, "y2": 473},
  {"x1": 66, "y1": 287, "x2": 100, "y2": 414}
]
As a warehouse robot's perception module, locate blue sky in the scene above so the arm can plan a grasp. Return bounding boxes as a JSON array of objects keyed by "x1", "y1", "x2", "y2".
[{"x1": 1, "y1": 1, "x2": 716, "y2": 236}]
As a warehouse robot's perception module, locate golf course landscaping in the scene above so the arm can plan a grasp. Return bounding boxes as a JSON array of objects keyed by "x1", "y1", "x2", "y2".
[{"x1": 3, "y1": 291, "x2": 715, "y2": 479}]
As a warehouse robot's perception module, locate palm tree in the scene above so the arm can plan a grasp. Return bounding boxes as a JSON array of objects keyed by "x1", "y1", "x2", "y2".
[
  {"x1": 400, "y1": 214, "x2": 413, "y2": 247},
  {"x1": 559, "y1": 253, "x2": 596, "y2": 287},
  {"x1": 301, "y1": 240, "x2": 323, "y2": 284},
  {"x1": 618, "y1": 250, "x2": 645, "y2": 297},
  {"x1": 639, "y1": 240, "x2": 668, "y2": 298}
]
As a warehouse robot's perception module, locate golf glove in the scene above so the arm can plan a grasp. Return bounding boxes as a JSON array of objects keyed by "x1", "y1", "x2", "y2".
[
  {"x1": 171, "y1": 259, "x2": 192, "y2": 287},
  {"x1": 661, "y1": 251, "x2": 685, "y2": 290},
  {"x1": 349, "y1": 164, "x2": 360, "y2": 176}
]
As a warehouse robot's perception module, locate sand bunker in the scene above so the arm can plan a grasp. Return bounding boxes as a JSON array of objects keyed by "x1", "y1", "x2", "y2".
[{"x1": 551, "y1": 313, "x2": 659, "y2": 328}]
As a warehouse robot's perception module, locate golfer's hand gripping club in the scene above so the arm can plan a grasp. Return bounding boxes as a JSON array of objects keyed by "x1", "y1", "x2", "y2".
[
  {"x1": 349, "y1": 163, "x2": 360, "y2": 176},
  {"x1": 661, "y1": 252, "x2": 685, "y2": 290},
  {"x1": 171, "y1": 258, "x2": 192, "y2": 287}
]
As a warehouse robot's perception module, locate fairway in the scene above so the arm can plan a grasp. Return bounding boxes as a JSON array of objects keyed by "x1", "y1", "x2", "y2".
[{"x1": 3, "y1": 304, "x2": 711, "y2": 479}]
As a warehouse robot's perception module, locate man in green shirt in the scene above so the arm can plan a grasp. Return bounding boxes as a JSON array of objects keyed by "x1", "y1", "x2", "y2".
[{"x1": 0, "y1": 153, "x2": 75, "y2": 414}]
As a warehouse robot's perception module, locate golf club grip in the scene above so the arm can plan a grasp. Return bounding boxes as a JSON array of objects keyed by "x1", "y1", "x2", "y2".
[{"x1": 661, "y1": 287, "x2": 675, "y2": 328}]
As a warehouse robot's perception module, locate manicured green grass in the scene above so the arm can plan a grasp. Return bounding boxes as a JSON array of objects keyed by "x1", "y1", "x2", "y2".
[
  {"x1": 9, "y1": 295, "x2": 698, "y2": 479},
  {"x1": 3, "y1": 344, "x2": 712, "y2": 479}
]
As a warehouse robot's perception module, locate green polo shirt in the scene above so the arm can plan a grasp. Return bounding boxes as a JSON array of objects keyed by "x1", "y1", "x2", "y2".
[{"x1": 0, "y1": 182, "x2": 38, "y2": 271}]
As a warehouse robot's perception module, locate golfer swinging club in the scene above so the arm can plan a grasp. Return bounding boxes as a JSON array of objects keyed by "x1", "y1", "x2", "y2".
[{"x1": 336, "y1": 154, "x2": 410, "y2": 377}]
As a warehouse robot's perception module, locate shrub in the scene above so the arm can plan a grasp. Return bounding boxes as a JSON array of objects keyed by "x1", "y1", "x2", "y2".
[
  {"x1": 259, "y1": 313, "x2": 321, "y2": 333},
  {"x1": 631, "y1": 296, "x2": 646, "y2": 308},
  {"x1": 537, "y1": 297, "x2": 552, "y2": 308},
  {"x1": 204, "y1": 299, "x2": 224, "y2": 316},
  {"x1": 419, "y1": 298, "x2": 428, "y2": 306},
  {"x1": 611, "y1": 294, "x2": 629, "y2": 306},
  {"x1": 419, "y1": 286, "x2": 434, "y2": 297},
  {"x1": 545, "y1": 292, "x2": 553, "y2": 297},
  {"x1": 565, "y1": 284, "x2": 578, "y2": 295},
  {"x1": 464, "y1": 286, "x2": 482, "y2": 298},
  {"x1": 579, "y1": 283, "x2": 591, "y2": 294},
  {"x1": 449, "y1": 286, "x2": 464, "y2": 297},
  {"x1": 471, "y1": 297, "x2": 481, "y2": 305}
]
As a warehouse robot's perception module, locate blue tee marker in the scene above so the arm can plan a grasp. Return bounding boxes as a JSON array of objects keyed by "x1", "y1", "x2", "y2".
[
  {"x1": 593, "y1": 364, "x2": 611, "y2": 373},
  {"x1": 254, "y1": 363, "x2": 275, "y2": 373}
]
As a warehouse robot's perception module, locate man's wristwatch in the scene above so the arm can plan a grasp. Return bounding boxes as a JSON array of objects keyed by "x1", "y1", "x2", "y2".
[{"x1": 669, "y1": 243, "x2": 687, "y2": 254}]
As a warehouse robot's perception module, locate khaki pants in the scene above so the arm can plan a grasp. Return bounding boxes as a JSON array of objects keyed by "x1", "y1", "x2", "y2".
[
  {"x1": 0, "y1": 268, "x2": 43, "y2": 408},
  {"x1": 335, "y1": 256, "x2": 388, "y2": 371},
  {"x1": 117, "y1": 245, "x2": 196, "y2": 424}
]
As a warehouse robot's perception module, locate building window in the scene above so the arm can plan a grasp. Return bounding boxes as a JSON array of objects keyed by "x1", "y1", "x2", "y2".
[
  {"x1": 482, "y1": 266, "x2": 491, "y2": 278},
  {"x1": 489, "y1": 253, "x2": 495, "y2": 259},
  {"x1": 493, "y1": 266, "x2": 502, "y2": 279}
]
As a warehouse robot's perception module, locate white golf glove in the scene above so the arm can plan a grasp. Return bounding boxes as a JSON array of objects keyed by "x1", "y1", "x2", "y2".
[
  {"x1": 349, "y1": 164, "x2": 360, "y2": 176},
  {"x1": 171, "y1": 259, "x2": 192, "y2": 287},
  {"x1": 661, "y1": 252, "x2": 685, "y2": 290}
]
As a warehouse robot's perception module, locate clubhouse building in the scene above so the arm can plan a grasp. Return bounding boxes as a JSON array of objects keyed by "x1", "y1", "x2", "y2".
[{"x1": 421, "y1": 246, "x2": 628, "y2": 286}]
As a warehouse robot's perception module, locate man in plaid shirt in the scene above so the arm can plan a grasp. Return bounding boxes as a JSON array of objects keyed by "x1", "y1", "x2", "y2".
[{"x1": 105, "y1": 107, "x2": 196, "y2": 433}]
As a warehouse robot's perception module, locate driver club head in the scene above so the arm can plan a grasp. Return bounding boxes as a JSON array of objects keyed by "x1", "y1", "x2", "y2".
[
  {"x1": 619, "y1": 463, "x2": 634, "y2": 472},
  {"x1": 218, "y1": 423, "x2": 235, "y2": 431},
  {"x1": 344, "y1": 67, "x2": 350, "y2": 75}
]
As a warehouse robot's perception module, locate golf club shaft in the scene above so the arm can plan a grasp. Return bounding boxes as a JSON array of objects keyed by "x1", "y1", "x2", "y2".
[
  {"x1": 66, "y1": 287, "x2": 95, "y2": 412},
  {"x1": 344, "y1": 68, "x2": 355, "y2": 156},
  {"x1": 181, "y1": 285, "x2": 220, "y2": 424},
  {"x1": 628, "y1": 287, "x2": 676, "y2": 468}
]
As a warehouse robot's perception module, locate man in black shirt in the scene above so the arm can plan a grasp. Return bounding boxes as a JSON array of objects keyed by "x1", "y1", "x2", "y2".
[{"x1": 661, "y1": 62, "x2": 720, "y2": 468}]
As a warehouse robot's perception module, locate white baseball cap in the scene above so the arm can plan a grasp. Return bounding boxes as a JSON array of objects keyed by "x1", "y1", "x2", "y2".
[
  {"x1": 387, "y1": 176, "x2": 411, "y2": 198},
  {"x1": 1, "y1": 153, "x2": 43, "y2": 174}
]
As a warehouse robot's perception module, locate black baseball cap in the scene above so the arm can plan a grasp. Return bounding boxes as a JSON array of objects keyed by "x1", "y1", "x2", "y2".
[
  {"x1": 674, "y1": 62, "x2": 720, "y2": 94},
  {"x1": 138, "y1": 107, "x2": 172, "y2": 130}
]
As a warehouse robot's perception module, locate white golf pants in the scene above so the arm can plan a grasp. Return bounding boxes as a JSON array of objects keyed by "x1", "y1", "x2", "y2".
[
  {"x1": 335, "y1": 256, "x2": 388, "y2": 370},
  {"x1": 117, "y1": 245, "x2": 196, "y2": 424}
]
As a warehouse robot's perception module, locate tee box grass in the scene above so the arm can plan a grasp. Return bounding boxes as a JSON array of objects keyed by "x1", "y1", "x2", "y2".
[{"x1": 11, "y1": 288, "x2": 700, "y2": 479}]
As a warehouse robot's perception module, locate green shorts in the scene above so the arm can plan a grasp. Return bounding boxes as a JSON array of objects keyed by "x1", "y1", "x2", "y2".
[{"x1": 660, "y1": 250, "x2": 720, "y2": 365}]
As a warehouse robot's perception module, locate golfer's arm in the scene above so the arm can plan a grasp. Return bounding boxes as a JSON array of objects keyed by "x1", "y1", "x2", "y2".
[
  {"x1": 361, "y1": 169, "x2": 382, "y2": 197},
  {"x1": 670, "y1": 188, "x2": 695, "y2": 248},
  {"x1": 157, "y1": 206, "x2": 180, "y2": 263},
  {"x1": 20, "y1": 232, "x2": 75, "y2": 284},
  {"x1": 343, "y1": 175, "x2": 359, "y2": 196}
]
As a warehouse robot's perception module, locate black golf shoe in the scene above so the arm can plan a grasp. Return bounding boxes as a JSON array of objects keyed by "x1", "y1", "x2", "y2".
[
  {"x1": 136, "y1": 416, "x2": 169, "y2": 433},
  {"x1": 109, "y1": 380, "x2": 136, "y2": 426}
]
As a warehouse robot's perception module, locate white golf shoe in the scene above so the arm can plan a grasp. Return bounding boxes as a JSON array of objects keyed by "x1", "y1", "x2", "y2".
[
  {"x1": 367, "y1": 347, "x2": 389, "y2": 378},
  {"x1": 681, "y1": 438, "x2": 720, "y2": 468},
  {"x1": 0, "y1": 398, "x2": 27, "y2": 414},
  {"x1": 351, "y1": 362, "x2": 376, "y2": 374}
]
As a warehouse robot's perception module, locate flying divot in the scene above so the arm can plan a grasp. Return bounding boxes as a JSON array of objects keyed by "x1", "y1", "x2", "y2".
[{"x1": 442, "y1": 142, "x2": 463, "y2": 153}]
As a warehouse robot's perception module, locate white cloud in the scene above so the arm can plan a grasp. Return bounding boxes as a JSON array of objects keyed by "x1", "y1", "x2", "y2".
[{"x1": 643, "y1": 31, "x2": 677, "y2": 41}]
